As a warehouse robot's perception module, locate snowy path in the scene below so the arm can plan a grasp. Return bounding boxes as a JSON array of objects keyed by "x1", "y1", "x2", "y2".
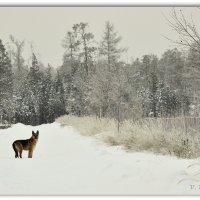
[{"x1": 0, "y1": 122, "x2": 199, "y2": 195}]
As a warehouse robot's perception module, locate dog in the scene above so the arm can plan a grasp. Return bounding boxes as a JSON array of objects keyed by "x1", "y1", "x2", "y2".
[{"x1": 12, "y1": 130, "x2": 39, "y2": 158}]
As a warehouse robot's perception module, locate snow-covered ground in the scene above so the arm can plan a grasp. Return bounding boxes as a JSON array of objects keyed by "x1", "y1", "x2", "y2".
[{"x1": 0, "y1": 122, "x2": 200, "y2": 195}]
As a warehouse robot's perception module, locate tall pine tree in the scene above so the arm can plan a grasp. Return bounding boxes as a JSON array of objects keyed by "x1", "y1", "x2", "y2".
[{"x1": 0, "y1": 39, "x2": 13, "y2": 123}]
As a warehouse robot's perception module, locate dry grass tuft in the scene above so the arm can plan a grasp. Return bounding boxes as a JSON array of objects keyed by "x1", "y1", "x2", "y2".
[{"x1": 56, "y1": 115, "x2": 200, "y2": 159}]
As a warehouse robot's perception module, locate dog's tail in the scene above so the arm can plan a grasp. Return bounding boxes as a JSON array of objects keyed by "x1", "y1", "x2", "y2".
[{"x1": 12, "y1": 142, "x2": 18, "y2": 157}]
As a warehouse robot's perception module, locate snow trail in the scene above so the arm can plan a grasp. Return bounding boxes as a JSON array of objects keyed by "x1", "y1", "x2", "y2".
[{"x1": 0, "y1": 122, "x2": 199, "y2": 195}]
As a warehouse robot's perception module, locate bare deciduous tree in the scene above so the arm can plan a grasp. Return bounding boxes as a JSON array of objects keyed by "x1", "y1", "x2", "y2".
[
  {"x1": 166, "y1": 8, "x2": 200, "y2": 52},
  {"x1": 9, "y1": 35, "x2": 25, "y2": 72}
]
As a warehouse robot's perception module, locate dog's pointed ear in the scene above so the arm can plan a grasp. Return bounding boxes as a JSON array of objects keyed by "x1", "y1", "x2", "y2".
[
  {"x1": 32, "y1": 130, "x2": 34, "y2": 135},
  {"x1": 37, "y1": 130, "x2": 39, "y2": 134}
]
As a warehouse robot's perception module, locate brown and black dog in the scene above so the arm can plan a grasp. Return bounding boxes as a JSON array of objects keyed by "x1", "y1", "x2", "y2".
[{"x1": 12, "y1": 131, "x2": 39, "y2": 158}]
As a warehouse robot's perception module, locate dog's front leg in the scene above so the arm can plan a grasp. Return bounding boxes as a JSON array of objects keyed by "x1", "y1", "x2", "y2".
[{"x1": 28, "y1": 150, "x2": 33, "y2": 158}]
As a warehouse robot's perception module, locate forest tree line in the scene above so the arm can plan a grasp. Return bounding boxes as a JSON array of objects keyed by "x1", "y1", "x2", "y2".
[{"x1": 0, "y1": 18, "x2": 200, "y2": 125}]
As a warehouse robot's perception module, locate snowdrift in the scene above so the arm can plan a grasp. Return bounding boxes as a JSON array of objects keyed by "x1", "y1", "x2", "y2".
[{"x1": 0, "y1": 123, "x2": 199, "y2": 195}]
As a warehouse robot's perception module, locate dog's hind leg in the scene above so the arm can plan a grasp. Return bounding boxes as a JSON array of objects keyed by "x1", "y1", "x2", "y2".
[
  {"x1": 19, "y1": 150, "x2": 23, "y2": 158},
  {"x1": 12, "y1": 142, "x2": 18, "y2": 158}
]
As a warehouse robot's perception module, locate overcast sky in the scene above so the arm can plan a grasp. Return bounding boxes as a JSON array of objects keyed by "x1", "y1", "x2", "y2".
[{"x1": 0, "y1": 7, "x2": 199, "y2": 67}]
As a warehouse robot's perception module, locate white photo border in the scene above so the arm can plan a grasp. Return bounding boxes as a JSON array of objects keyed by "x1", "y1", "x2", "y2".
[
  {"x1": 0, "y1": 0, "x2": 199, "y2": 6},
  {"x1": 0, "y1": 1, "x2": 198, "y2": 200}
]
